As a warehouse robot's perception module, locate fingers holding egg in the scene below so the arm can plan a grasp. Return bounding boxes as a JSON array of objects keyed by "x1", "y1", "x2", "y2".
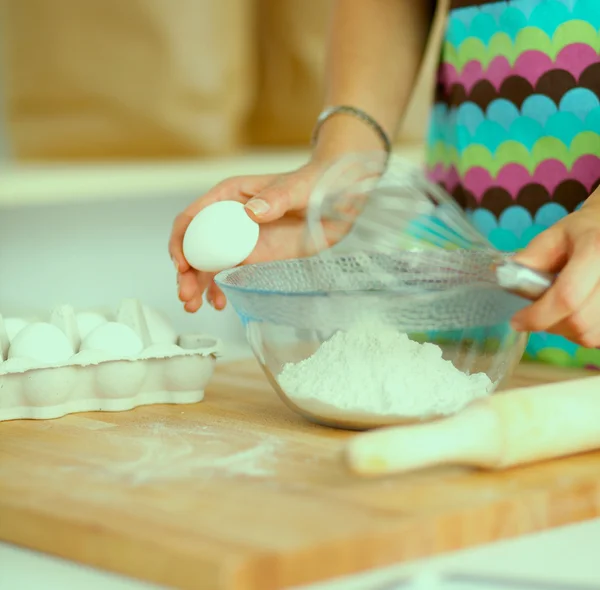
[
  {"x1": 177, "y1": 270, "x2": 198, "y2": 302},
  {"x1": 178, "y1": 201, "x2": 260, "y2": 312},
  {"x1": 178, "y1": 270, "x2": 212, "y2": 313},
  {"x1": 169, "y1": 178, "x2": 254, "y2": 273},
  {"x1": 170, "y1": 211, "x2": 196, "y2": 274},
  {"x1": 171, "y1": 174, "x2": 286, "y2": 311},
  {"x1": 207, "y1": 281, "x2": 226, "y2": 310},
  {"x1": 184, "y1": 293, "x2": 204, "y2": 314}
]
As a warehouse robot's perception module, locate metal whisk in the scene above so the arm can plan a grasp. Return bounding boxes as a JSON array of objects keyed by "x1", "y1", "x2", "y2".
[{"x1": 306, "y1": 152, "x2": 554, "y2": 302}]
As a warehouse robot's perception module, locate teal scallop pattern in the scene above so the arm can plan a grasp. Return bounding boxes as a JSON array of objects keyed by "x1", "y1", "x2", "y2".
[
  {"x1": 428, "y1": 89, "x2": 600, "y2": 154},
  {"x1": 466, "y1": 201, "x2": 581, "y2": 252},
  {"x1": 467, "y1": 200, "x2": 585, "y2": 367},
  {"x1": 431, "y1": 0, "x2": 600, "y2": 369},
  {"x1": 448, "y1": 0, "x2": 600, "y2": 43}
]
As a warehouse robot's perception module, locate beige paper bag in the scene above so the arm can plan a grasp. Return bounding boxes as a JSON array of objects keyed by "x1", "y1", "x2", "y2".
[
  {"x1": 5, "y1": 0, "x2": 255, "y2": 160},
  {"x1": 245, "y1": 0, "x2": 330, "y2": 147},
  {"x1": 247, "y1": 0, "x2": 448, "y2": 147}
]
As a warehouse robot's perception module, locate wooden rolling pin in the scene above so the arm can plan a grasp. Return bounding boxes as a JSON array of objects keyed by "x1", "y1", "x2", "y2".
[{"x1": 345, "y1": 375, "x2": 600, "y2": 476}]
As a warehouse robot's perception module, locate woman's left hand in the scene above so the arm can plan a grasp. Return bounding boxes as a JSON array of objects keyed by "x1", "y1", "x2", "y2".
[{"x1": 510, "y1": 199, "x2": 600, "y2": 347}]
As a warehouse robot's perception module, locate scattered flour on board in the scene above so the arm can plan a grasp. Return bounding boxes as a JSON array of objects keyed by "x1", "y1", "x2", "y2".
[
  {"x1": 59, "y1": 421, "x2": 284, "y2": 486},
  {"x1": 278, "y1": 323, "x2": 493, "y2": 420}
]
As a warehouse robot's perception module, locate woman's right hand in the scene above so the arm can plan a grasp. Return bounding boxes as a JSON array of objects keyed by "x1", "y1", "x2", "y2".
[{"x1": 169, "y1": 162, "x2": 326, "y2": 313}]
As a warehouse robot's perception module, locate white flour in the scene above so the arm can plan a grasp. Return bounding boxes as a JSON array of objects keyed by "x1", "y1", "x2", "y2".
[
  {"x1": 55, "y1": 422, "x2": 284, "y2": 486},
  {"x1": 278, "y1": 324, "x2": 492, "y2": 420}
]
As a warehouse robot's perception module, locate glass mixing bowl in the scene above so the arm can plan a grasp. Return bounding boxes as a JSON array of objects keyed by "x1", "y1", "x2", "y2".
[{"x1": 215, "y1": 252, "x2": 529, "y2": 431}]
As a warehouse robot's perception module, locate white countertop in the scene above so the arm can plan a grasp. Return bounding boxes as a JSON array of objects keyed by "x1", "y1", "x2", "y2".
[
  {"x1": 0, "y1": 145, "x2": 424, "y2": 209},
  {"x1": 2, "y1": 348, "x2": 600, "y2": 590},
  {"x1": 0, "y1": 150, "x2": 306, "y2": 208},
  {"x1": 2, "y1": 519, "x2": 599, "y2": 589},
  {"x1": 0, "y1": 145, "x2": 422, "y2": 208}
]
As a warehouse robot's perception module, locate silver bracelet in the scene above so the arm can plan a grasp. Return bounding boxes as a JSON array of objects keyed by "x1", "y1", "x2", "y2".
[{"x1": 311, "y1": 105, "x2": 392, "y2": 156}]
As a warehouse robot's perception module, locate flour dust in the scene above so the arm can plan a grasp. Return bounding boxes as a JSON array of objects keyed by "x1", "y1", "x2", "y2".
[{"x1": 58, "y1": 420, "x2": 285, "y2": 486}]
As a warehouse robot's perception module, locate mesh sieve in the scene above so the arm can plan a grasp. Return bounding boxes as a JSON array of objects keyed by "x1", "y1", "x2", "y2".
[
  {"x1": 304, "y1": 152, "x2": 553, "y2": 302},
  {"x1": 215, "y1": 251, "x2": 528, "y2": 332}
]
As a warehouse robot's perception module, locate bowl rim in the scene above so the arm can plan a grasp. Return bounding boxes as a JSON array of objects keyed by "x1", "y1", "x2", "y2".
[{"x1": 213, "y1": 256, "x2": 500, "y2": 299}]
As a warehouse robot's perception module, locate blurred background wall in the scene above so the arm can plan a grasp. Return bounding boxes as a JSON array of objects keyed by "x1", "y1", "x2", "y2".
[
  {"x1": 0, "y1": 0, "x2": 437, "y2": 350},
  {"x1": 2, "y1": 0, "x2": 435, "y2": 162}
]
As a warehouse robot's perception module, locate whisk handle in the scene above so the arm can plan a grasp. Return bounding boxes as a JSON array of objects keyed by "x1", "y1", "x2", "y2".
[{"x1": 494, "y1": 259, "x2": 555, "y2": 301}]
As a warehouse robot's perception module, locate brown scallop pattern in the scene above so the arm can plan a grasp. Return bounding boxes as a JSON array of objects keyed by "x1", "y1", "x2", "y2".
[
  {"x1": 441, "y1": 179, "x2": 600, "y2": 219},
  {"x1": 435, "y1": 63, "x2": 600, "y2": 110},
  {"x1": 450, "y1": 0, "x2": 501, "y2": 7}
]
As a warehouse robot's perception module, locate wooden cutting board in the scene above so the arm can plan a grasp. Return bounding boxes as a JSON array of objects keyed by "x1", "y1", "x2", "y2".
[{"x1": 1, "y1": 359, "x2": 599, "y2": 590}]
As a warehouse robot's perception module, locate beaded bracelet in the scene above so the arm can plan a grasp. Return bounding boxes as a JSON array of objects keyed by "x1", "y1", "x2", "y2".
[{"x1": 310, "y1": 105, "x2": 392, "y2": 156}]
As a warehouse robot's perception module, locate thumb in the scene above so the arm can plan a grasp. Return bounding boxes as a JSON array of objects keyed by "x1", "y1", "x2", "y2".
[
  {"x1": 512, "y1": 224, "x2": 568, "y2": 273},
  {"x1": 244, "y1": 175, "x2": 313, "y2": 223}
]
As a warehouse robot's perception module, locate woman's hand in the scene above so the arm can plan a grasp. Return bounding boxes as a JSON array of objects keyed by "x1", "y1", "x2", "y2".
[
  {"x1": 511, "y1": 200, "x2": 600, "y2": 347},
  {"x1": 168, "y1": 162, "x2": 324, "y2": 313}
]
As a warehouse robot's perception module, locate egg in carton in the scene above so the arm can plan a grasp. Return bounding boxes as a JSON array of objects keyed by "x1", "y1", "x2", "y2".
[{"x1": 0, "y1": 299, "x2": 223, "y2": 421}]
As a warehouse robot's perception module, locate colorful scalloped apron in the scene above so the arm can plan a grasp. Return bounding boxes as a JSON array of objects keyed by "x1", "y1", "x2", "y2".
[{"x1": 427, "y1": 0, "x2": 600, "y2": 369}]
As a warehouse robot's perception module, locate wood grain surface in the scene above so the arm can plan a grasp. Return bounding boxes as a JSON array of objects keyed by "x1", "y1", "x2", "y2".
[{"x1": 0, "y1": 359, "x2": 599, "y2": 590}]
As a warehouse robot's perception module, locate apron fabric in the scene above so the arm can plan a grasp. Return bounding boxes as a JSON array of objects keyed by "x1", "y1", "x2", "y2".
[{"x1": 426, "y1": 0, "x2": 600, "y2": 369}]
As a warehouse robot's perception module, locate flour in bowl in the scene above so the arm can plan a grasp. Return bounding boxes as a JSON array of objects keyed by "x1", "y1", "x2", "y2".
[{"x1": 278, "y1": 323, "x2": 493, "y2": 420}]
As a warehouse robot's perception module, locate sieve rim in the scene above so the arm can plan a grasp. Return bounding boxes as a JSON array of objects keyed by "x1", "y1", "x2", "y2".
[{"x1": 214, "y1": 251, "x2": 499, "y2": 298}]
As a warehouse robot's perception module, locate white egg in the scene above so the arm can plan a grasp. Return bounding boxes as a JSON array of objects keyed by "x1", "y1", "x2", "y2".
[
  {"x1": 0, "y1": 315, "x2": 9, "y2": 360},
  {"x1": 76, "y1": 311, "x2": 108, "y2": 339},
  {"x1": 8, "y1": 322, "x2": 74, "y2": 364},
  {"x1": 80, "y1": 322, "x2": 144, "y2": 359},
  {"x1": 5, "y1": 318, "x2": 30, "y2": 341},
  {"x1": 182, "y1": 200, "x2": 259, "y2": 272}
]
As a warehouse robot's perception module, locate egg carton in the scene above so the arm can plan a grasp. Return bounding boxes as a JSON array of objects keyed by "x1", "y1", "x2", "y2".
[{"x1": 0, "y1": 299, "x2": 223, "y2": 421}]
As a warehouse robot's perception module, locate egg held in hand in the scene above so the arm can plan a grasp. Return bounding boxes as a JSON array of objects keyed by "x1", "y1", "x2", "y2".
[{"x1": 182, "y1": 201, "x2": 259, "y2": 272}]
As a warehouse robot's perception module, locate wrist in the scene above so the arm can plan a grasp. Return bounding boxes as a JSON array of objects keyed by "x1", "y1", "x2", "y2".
[{"x1": 310, "y1": 110, "x2": 389, "y2": 166}]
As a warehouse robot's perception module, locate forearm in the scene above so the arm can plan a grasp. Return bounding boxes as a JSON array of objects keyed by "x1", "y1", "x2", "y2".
[
  {"x1": 313, "y1": 0, "x2": 434, "y2": 162},
  {"x1": 585, "y1": 186, "x2": 600, "y2": 209}
]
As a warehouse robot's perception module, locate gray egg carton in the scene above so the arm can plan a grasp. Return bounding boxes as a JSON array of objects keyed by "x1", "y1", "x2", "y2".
[{"x1": 0, "y1": 298, "x2": 223, "y2": 421}]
